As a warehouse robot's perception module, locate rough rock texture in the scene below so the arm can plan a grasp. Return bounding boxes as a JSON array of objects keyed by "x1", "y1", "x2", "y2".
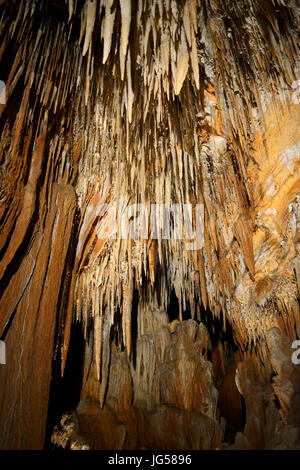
[
  {"x1": 76, "y1": 319, "x2": 225, "y2": 449},
  {"x1": 52, "y1": 325, "x2": 300, "y2": 450},
  {"x1": 266, "y1": 328, "x2": 300, "y2": 428},
  {"x1": 0, "y1": 183, "x2": 76, "y2": 449},
  {"x1": 227, "y1": 327, "x2": 300, "y2": 450}
]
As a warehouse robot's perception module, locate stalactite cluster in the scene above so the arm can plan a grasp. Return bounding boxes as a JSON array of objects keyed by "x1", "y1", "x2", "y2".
[{"x1": 0, "y1": 0, "x2": 299, "y2": 449}]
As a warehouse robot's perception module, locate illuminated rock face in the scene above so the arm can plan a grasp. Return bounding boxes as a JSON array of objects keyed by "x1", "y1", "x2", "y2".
[{"x1": 0, "y1": 0, "x2": 300, "y2": 449}]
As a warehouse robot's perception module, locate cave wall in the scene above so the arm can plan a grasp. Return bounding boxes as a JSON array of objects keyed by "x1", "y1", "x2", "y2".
[
  {"x1": 0, "y1": 184, "x2": 76, "y2": 449},
  {"x1": 52, "y1": 320, "x2": 300, "y2": 450},
  {"x1": 0, "y1": 0, "x2": 299, "y2": 449}
]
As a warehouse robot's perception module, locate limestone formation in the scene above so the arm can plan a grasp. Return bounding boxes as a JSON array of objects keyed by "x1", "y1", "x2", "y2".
[{"x1": 0, "y1": 0, "x2": 299, "y2": 450}]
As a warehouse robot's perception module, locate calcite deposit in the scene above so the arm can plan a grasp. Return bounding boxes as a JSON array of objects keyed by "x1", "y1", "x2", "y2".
[{"x1": 0, "y1": 0, "x2": 299, "y2": 450}]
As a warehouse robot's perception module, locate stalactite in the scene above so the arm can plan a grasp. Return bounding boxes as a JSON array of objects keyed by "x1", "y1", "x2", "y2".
[
  {"x1": 102, "y1": 0, "x2": 116, "y2": 64},
  {"x1": 0, "y1": 3, "x2": 299, "y2": 445}
]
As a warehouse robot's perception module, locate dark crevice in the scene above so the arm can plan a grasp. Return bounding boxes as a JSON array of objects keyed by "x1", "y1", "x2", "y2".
[{"x1": 45, "y1": 321, "x2": 85, "y2": 449}]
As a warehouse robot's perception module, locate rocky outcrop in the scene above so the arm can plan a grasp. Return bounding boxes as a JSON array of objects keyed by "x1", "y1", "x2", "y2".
[
  {"x1": 266, "y1": 328, "x2": 300, "y2": 428},
  {"x1": 52, "y1": 325, "x2": 300, "y2": 450},
  {"x1": 0, "y1": 0, "x2": 299, "y2": 450},
  {"x1": 58, "y1": 319, "x2": 225, "y2": 450},
  {"x1": 229, "y1": 328, "x2": 300, "y2": 450},
  {"x1": 0, "y1": 183, "x2": 76, "y2": 449}
]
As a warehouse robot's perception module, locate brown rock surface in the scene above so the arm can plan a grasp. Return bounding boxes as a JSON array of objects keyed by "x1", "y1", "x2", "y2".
[{"x1": 0, "y1": 0, "x2": 299, "y2": 450}]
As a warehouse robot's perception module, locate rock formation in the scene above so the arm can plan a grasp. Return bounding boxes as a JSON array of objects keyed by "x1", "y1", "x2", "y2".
[{"x1": 0, "y1": 0, "x2": 299, "y2": 450}]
